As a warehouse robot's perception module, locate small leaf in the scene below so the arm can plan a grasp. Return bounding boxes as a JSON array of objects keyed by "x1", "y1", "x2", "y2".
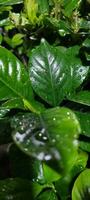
[
  {"x1": 43, "y1": 163, "x2": 61, "y2": 183},
  {"x1": 82, "y1": 38, "x2": 90, "y2": 48},
  {"x1": 11, "y1": 107, "x2": 81, "y2": 173},
  {"x1": 80, "y1": 140, "x2": 90, "y2": 153},
  {"x1": 69, "y1": 91, "x2": 90, "y2": 106},
  {"x1": 11, "y1": 33, "x2": 25, "y2": 48},
  {"x1": 63, "y1": 0, "x2": 80, "y2": 17},
  {"x1": 72, "y1": 169, "x2": 90, "y2": 200}
]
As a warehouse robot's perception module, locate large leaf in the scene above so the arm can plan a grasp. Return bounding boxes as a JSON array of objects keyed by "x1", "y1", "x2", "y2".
[
  {"x1": 0, "y1": 178, "x2": 44, "y2": 200},
  {"x1": 72, "y1": 169, "x2": 90, "y2": 200},
  {"x1": 11, "y1": 107, "x2": 80, "y2": 173},
  {"x1": 29, "y1": 39, "x2": 89, "y2": 106},
  {"x1": 0, "y1": 46, "x2": 44, "y2": 113},
  {"x1": 0, "y1": 0, "x2": 23, "y2": 5}
]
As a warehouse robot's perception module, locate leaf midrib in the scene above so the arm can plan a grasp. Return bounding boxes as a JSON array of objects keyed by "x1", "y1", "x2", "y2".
[{"x1": 46, "y1": 53, "x2": 57, "y2": 106}]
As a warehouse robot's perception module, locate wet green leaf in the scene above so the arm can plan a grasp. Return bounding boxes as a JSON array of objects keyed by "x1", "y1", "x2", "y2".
[
  {"x1": 72, "y1": 169, "x2": 90, "y2": 200},
  {"x1": 11, "y1": 107, "x2": 80, "y2": 173},
  {"x1": 29, "y1": 39, "x2": 89, "y2": 106}
]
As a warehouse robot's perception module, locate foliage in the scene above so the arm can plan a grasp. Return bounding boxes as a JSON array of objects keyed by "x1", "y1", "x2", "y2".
[{"x1": 0, "y1": 0, "x2": 90, "y2": 199}]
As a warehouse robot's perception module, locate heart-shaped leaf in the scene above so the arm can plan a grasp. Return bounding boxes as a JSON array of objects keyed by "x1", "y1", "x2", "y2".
[
  {"x1": 29, "y1": 39, "x2": 89, "y2": 106},
  {"x1": 11, "y1": 107, "x2": 81, "y2": 173},
  {"x1": 72, "y1": 169, "x2": 90, "y2": 200}
]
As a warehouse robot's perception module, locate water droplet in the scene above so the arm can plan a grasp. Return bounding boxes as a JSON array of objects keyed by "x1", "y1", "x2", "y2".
[
  {"x1": 2, "y1": 188, "x2": 6, "y2": 192},
  {"x1": 24, "y1": 148, "x2": 28, "y2": 151},
  {"x1": 6, "y1": 195, "x2": 13, "y2": 200},
  {"x1": 45, "y1": 154, "x2": 52, "y2": 161},
  {"x1": 53, "y1": 117, "x2": 56, "y2": 121},
  {"x1": 41, "y1": 128, "x2": 45, "y2": 134},
  {"x1": 37, "y1": 152, "x2": 44, "y2": 160},
  {"x1": 67, "y1": 112, "x2": 70, "y2": 116},
  {"x1": 73, "y1": 139, "x2": 78, "y2": 146},
  {"x1": 43, "y1": 136, "x2": 47, "y2": 141},
  {"x1": 52, "y1": 139, "x2": 56, "y2": 143}
]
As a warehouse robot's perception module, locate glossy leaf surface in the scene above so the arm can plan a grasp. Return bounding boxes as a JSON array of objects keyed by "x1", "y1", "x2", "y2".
[
  {"x1": 0, "y1": 178, "x2": 44, "y2": 200},
  {"x1": 72, "y1": 169, "x2": 90, "y2": 200},
  {"x1": 29, "y1": 39, "x2": 89, "y2": 106},
  {"x1": 11, "y1": 107, "x2": 80, "y2": 173},
  {"x1": 0, "y1": 46, "x2": 43, "y2": 113}
]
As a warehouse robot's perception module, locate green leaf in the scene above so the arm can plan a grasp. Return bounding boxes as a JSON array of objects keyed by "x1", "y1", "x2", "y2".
[
  {"x1": 11, "y1": 33, "x2": 25, "y2": 48},
  {"x1": 75, "y1": 112, "x2": 90, "y2": 137},
  {"x1": 69, "y1": 91, "x2": 90, "y2": 106},
  {"x1": 79, "y1": 141, "x2": 90, "y2": 153},
  {"x1": 29, "y1": 39, "x2": 89, "y2": 106},
  {"x1": 43, "y1": 163, "x2": 61, "y2": 183},
  {"x1": 63, "y1": 0, "x2": 80, "y2": 17},
  {"x1": 0, "y1": 178, "x2": 44, "y2": 200},
  {"x1": 72, "y1": 169, "x2": 90, "y2": 200},
  {"x1": 11, "y1": 107, "x2": 80, "y2": 173},
  {"x1": 0, "y1": 46, "x2": 43, "y2": 113},
  {"x1": 0, "y1": 0, "x2": 23, "y2": 5},
  {"x1": 36, "y1": 189, "x2": 58, "y2": 200},
  {"x1": 37, "y1": 0, "x2": 49, "y2": 14},
  {"x1": 82, "y1": 38, "x2": 90, "y2": 48}
]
